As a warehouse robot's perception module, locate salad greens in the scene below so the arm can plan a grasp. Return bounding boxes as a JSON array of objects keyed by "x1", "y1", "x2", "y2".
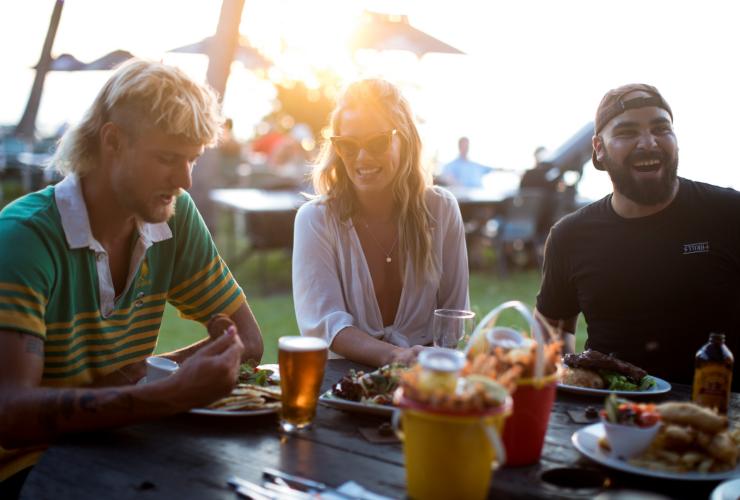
[
  {"x1": 600, "y1": 371, "x2": 656, "y2": 391},
  {"x1": 238, "y1": 361, "x2": 275, "y2": 386},
  {"x1": 601, "y1": 393, "x2": 660, "y2": 427}
]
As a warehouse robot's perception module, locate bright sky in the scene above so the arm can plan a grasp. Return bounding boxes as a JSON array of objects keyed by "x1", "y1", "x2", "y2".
[{"x1": 3, "y1": 0, "x2": 740, "y2": 200}]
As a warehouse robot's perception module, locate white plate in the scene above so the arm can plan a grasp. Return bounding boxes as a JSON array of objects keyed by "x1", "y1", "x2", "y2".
[
  {"x1": 319, "y1": 390, "x2": 395, "y2": 417},
  {"x1": 256, "y1": 363, "x2": 280, "y2": 382},
  {"x1": 572, "y1": 423, "x2": 740, "y2": 481},
  {"x1": 189, "y1": 406, "x2": 279, "y2": 417},
  {"x1": 711, "y1": 478, "x2": 740, "y2": 500},
  {"x1": 138, "y1": 362, "x2": 281, "y2": 417},
  {"x1": 558, "y1": 376, "x2": 672, "y2": 397}
]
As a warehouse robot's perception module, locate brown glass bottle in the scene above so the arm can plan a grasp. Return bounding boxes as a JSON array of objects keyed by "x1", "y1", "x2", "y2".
[{"x1": 691, "y1": 333, "x2": 734, "y2": 414}]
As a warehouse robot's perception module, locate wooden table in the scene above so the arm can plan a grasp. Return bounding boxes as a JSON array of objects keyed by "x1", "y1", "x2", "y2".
[
  {"x1": 21, "y1": 360, "x2": 739, "y2": 499},
  {"x1": 209, "y1": 188, "x2": 306, "y2": 260},
  {"x1": 208, "y1": 187, "x2": 513, "y2": 271}
]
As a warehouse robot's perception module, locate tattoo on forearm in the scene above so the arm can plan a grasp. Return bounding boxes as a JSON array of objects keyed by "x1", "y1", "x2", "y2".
[
  {"x1": 38, "y1": 393, "x2": 60, "y2": 435},
  {"x1": 24, "y1": 337, "x2": 44, "y2": 357},
  {"x1": 79, "y1": 393, "x2": 97, "y2": 412},
  {"x1": 59, "y1": 392, "x2": 76, "y2": 420},
  {"x1": 90, "y1": 390, "x2": 135, "y2": 413},
  {"x1": 37, "y1": 389, "x2": 136, "y2": 437}
]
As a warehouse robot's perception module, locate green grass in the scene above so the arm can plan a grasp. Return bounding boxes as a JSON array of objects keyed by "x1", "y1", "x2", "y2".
[{"x1": 156, "y1": 251, "x2": 587, "y2": 362}]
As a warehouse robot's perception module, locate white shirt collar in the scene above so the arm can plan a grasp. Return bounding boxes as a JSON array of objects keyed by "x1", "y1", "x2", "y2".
[{"x1": 54, "y1": 174, "x2": 172, "y2": 250}]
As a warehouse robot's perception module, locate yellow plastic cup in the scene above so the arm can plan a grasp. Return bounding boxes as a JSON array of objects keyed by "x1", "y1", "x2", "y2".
[{"x1": 393, "y1": 395, "x2": 512, "y2": 500}]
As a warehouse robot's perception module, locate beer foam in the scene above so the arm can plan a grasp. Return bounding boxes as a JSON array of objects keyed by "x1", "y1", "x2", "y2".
[{"x1": 279, "y1": 336, "x2": 328, "y2": 352}]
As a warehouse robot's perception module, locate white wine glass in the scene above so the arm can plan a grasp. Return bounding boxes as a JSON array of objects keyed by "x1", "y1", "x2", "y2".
[{"x1": 432, "y1": 309, "x2": 475, "y2": 349}]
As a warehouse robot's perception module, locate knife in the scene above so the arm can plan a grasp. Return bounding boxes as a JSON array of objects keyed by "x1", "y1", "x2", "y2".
[
  {"x1": 262, "y1": 468, "x2": 328, "y2": 492},
  {"x1": 229, "y1": 475, "x2": 313, "y2": 499}
]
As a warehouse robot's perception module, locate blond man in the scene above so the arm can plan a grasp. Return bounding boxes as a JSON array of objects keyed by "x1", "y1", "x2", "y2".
[{"x1": 0, "y1": 60, "x2": 263, "y2": 495}]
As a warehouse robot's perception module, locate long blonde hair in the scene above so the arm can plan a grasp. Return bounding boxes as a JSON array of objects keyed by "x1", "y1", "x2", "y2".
[
  {"x1": 313, "y1": 79, "x2": 435, "y2": 279},
  {"x1": 53, "y1": 59, "x2": 224, "y2": 176}
]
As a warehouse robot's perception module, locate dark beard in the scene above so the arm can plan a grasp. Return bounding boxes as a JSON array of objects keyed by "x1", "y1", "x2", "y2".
[{"x1": 602, "y1": 151, "x2": 678, "y2": 205}]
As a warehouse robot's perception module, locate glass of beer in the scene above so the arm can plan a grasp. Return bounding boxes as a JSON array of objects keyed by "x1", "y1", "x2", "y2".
[{"x1": 278, "y1": 336, "x2": 328, "y2": 432}]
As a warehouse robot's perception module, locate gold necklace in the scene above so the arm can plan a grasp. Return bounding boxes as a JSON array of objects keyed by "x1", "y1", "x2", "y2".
[{"x1": 360, "y1": 218, "x2": 398, "y2": 264}]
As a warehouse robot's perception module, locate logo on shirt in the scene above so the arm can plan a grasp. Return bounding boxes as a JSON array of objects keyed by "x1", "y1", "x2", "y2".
[
  {"x1": 136, "y1": 260, "x2": 152, "y2": 287},
  {"x1": 683, "y1": 241, "x2": 709, "y2": 255}
]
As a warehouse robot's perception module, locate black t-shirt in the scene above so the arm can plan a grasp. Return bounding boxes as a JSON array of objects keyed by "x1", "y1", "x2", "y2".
[{"x1": 537, "y1": 178, "x2": 740, "y2": 389}]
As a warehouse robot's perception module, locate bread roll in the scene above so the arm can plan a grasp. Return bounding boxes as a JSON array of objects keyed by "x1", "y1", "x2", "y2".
[
  {"x1": 656, "y1": 402, "x2": 727, "y2": 434},
  {"x1": 207, "y1": 313, "x2": 236, "y2": 339},
  {"x1": 561, "y1": 366, "x2": 604, "y2": 388}
]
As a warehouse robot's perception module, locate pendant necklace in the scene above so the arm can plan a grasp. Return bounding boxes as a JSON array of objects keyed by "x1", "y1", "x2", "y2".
[{"x1": 360, "y1": 218, "x2": 398, "y2": 264}]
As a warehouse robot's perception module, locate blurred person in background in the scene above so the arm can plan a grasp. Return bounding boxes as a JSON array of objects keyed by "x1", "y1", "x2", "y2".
[
  {"x1": 0, "y1": 60, "x2": 263, "y2": 498},
  {"x1": 218, "y1": 118, "x2": 244, "y2": 186},
  {"x1": 439, "y1": 136, "x2": 495, "y2": 188},
  {"x1": 535, "y1": 83, "x2": 740, "y2": 388},
  {"x1": 292, "y1": 79, "x2": 469, "y2": 366}
]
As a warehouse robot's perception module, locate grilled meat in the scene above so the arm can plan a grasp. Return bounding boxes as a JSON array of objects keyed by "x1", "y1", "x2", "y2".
[{"x1": 563, "y1": 349, "x2": 647, "y2": 383}]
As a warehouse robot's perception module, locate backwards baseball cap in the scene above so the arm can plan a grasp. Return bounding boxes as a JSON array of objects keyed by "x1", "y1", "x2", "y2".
[{"x1": 592, "y1": 83, "x2": 673, "y2": 170}]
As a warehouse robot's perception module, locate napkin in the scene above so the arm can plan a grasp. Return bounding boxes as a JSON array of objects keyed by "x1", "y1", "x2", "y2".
[{"x1": 320, "y1": 481, "x2": 393, "y2": 500}]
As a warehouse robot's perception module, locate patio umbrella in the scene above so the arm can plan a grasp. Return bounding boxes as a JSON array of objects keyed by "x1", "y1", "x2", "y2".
[
  {"x1": 169, "y1": 35, "x2": 272, "y2": 70},
  {"x1": 84, "y1": 49, "x2": 135, "y2": 70},
  {"x1": 39, "y1": 53, "x2": 85, "y2": 71},
  {"x1": 350, "y1": 11, "x2": 464, "y2": 58},
  {"x1": 36, "y1": 49, "x2": 135, "y2": 71}
]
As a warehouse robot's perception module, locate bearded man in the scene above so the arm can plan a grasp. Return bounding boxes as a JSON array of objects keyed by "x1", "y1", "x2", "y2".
[
  {"x1": 0, "y1": 60, "x2": 263, "y2": 498},
  {"x1": 535, "y1": 84, "x2": 740, "y2": 388}
]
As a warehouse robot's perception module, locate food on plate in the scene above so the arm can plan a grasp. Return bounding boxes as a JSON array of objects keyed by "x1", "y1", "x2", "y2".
[
  {"x1": 207, "y1": 313, "x2": 236, "y2": 339},
  {"x1": 562, "y1": 367, "x2": 605, "y2": 389},
  {"x1": 600, "y1": 394, "x2": 661, "y2": 428},
  {"x1": 598, "y1": 395, "x2": 661, "y2": 459},
  {"x1": 626, "y1": 401, "x2": 740, "y2": 473},
  {"x1": 207, "y1": 384, "x2": 281, "y2": 411},
  {"x1": 239, "y1": 361, "x2": 278, "y2": 386},
  {"x1": 564, "y1": 349, "x2": 647, "y2": 381},
  {"x1": 656, "y1": 402, "x2": 728, "y2": 434},
  {"x1": 204, "y1": 362, "x2": 281, "y2": 412},
  {"x1": 331, "y1": 364, "x2": 405, "y2": 405},
  {"x1": 562, "y1": 350, "x2": 656, "y2": 391}
]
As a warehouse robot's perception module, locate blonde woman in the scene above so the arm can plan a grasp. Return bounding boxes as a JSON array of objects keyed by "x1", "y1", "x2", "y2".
[{"x1": 292, "y1": 79, "x2": 469, "y2": 366}]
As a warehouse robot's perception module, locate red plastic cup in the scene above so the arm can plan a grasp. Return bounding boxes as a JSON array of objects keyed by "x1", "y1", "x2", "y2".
[{"x1": 501, "y1": 374, "x2": 558, "y2": 466}]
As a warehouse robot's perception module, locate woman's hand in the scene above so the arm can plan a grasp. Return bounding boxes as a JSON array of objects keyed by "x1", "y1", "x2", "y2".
[{"x1": 385, "y1": 345, "x2": 426, "y2": 366}]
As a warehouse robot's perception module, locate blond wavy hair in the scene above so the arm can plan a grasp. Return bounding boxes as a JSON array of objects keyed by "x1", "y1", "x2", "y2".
[
  {"x1": 313, "y1": 79, "x2": 435, "y2": 279},
  {"x1": 53, "y1": 59, "x2": 224, "y2": 176}
]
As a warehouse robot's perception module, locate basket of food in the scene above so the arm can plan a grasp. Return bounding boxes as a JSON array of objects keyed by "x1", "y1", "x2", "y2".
[
  {"x1": 464, "y1": 300, "x2": 562, "y2": 466},
  {"x1": 392, "y1": 349, "x2": 512, "y2": 500}
]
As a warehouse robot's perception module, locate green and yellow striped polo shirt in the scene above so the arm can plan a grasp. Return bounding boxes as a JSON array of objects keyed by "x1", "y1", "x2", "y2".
[{"x1": 0, "y1": 174, "x2": 246, "y2": 480}]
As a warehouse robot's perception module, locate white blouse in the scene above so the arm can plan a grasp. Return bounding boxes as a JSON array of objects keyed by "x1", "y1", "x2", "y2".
[{"x1": 292, "y1": 186, "x2": 469, "y2": 355}]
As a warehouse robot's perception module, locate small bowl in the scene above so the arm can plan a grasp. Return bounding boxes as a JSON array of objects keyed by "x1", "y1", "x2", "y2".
[{"x1": 601, "y1": 417, "x2": 660, "y2": 460}]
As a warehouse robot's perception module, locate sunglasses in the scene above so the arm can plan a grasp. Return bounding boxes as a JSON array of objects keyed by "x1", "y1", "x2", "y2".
[{"x1": 330, "y1": 129, "x2": 397, "y2": 160}]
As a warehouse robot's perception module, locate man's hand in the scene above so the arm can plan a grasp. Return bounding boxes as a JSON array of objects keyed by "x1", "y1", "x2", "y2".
[
  {"x1": 534, "y1": 308, "x2": 577, "y2": 354},
  {"x1": 162, "y1": 327, "x2": 244, "y2": 409}
]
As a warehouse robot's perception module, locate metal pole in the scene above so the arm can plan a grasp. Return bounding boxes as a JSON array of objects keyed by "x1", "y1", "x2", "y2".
[
  {"x1": 14, "y1": 0, "x2": 65, "y2": 141},
  {"x1": 191, "y1": 0, "x2": 245, "y2": 232},
  {"x1": 206, "y1": 0, "x2": 244, "y2": 99}
]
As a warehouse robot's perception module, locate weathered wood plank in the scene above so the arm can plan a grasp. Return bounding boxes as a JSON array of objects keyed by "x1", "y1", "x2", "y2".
[{"x1": 20, "y1": 360, "x2": 740, "y2": 500}]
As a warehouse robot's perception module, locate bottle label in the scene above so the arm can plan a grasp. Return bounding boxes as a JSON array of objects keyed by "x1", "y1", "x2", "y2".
[{"x1": 692, "y1": 364, "x2": 732, "y2": 413}]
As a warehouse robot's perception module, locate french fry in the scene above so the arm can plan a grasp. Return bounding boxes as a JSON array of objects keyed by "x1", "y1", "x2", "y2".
[{"x1": 697, "y1": 457, "x2": 714, "y2": 473}]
